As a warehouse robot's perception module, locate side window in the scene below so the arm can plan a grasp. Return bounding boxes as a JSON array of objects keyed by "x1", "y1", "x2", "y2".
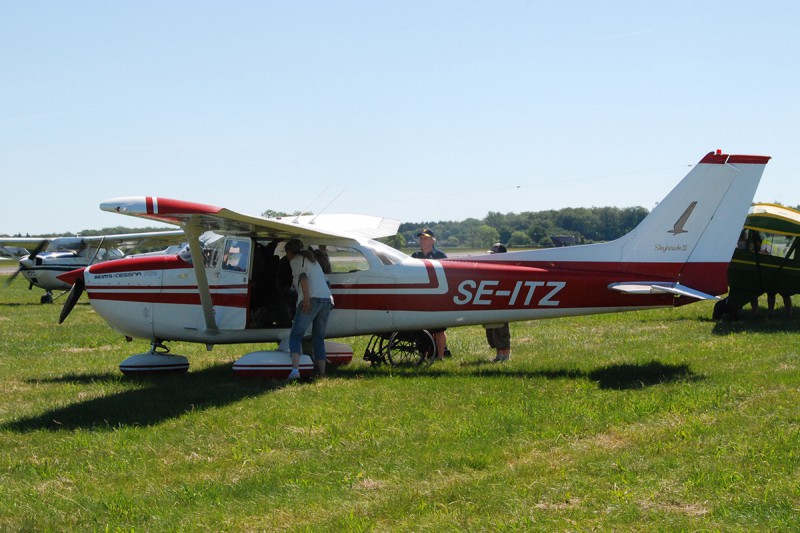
[
  {"x1": 325, "y1": 246, "x2": 370, "y2": 273},
  {"x1": 222, "y1": 239, "x2": 251, "y2": 272}
]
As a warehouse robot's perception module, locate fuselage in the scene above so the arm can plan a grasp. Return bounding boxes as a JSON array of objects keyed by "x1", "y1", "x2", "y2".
[{"x1": 79, "y1": 237, "x2": 696, "y2": 345}]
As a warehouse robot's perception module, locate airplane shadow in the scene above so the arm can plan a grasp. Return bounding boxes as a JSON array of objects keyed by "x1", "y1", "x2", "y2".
[
  {"x1": 6, "y1": 360, "x2": 699, "y2": 432},
  {"x1": 4, "y1": 363, "x2": 284, "y2": 432},
  {"x1": 340, "y1": 359, "x2": 700, "y2": 391}
]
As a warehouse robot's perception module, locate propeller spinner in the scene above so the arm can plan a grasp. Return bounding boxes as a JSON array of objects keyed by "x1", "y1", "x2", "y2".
[{"x1": 6, "y1": 240, "x2": 49, "y2": 286}]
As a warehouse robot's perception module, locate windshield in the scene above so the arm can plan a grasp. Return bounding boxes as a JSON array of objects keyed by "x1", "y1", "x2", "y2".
[
  {"x1": 48, "y1": 238, "x2": 87, "y2": 253},
  {"x1": 365, "y1": 239, "x2": 408, "y2": 266},
  {"x1": 178, "y1": 231, "x2": 225, "y2": 267}
]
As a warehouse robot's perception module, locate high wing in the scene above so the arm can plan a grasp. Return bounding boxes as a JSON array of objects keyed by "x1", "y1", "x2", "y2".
[
  {"x1": 0, "y1": 231, "x2": 185, "y2": 252},
  {"x1": 0, "y1": 237, "x2": 52, "y2": 254},
  {"x1": 100, "y1": 196, "x2": 401, "y2": 242},
  {"x1": 78, "y1": 230, "x2": 186, "y2": 248}
]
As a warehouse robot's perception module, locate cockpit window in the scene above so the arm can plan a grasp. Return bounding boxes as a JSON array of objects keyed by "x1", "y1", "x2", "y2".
[
  {"x1": 48, "y1": 238, "x2": 88, "y2": 254},
  {"x1": 325, "y1": 246, "x2": 371, "y2": 273},
  {"x1": 178, "y1": 231, "x2": 224, "y2": 267}
]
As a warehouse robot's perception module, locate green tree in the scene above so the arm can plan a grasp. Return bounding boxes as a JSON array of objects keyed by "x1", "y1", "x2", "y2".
[{"x1": 509, "y1": 230, "x2": 532, "y2": 247}]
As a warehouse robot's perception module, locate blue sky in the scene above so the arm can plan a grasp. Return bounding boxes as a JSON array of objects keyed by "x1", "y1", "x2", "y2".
[{"x1": 2, "y1": 1, "x2": 798, "y2": 235}]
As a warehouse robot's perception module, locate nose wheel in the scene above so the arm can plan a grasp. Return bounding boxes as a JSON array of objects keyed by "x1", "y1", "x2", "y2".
[{"x1": 40, "y1": 291, "x2": 54, "y2": 304}]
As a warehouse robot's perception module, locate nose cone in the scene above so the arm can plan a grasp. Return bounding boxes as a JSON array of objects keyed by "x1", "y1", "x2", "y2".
[{"x1": 19, "y1": 257, "x2": 34, "y2": 269}]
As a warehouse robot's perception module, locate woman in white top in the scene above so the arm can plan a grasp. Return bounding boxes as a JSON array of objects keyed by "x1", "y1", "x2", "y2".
[{"x1": 284, "y1": 238, "x2": 333, "y2": 379}]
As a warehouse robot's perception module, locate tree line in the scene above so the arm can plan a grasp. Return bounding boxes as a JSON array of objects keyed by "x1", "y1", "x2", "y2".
[
  {"x1": 395, "y1": 205, "x2": 651, "y2": 249},
  {"x1": 3, "y1": 206, "x2": 650, "y2": 251}
]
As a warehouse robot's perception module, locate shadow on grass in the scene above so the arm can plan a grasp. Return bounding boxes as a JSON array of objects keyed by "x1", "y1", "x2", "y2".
[
  {"x1": 711, "y1": 316, "x2": 800, "y2": 336},
  {"x1": 4, "y1": 363, "x2": 285, "y2": 432},
  {"x1": 586, "y1": 361, "x2": 700, "y2": 390},
  {"x1": 342, "y1": 359, "x2": 701, "y2": 390},
  {"x1": 5, "y1": 359, "x2": 699, "y2": 432}
]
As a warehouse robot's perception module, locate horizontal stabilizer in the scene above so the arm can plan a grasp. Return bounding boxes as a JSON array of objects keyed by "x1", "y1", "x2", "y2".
[{"x1": 608, "y1": 282, "x2": 719, "y2": 301}]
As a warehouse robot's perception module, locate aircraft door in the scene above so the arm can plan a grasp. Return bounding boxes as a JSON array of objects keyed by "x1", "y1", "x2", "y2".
[
  {"x1": 210, "y1": 238, "x2": 251, "y2": 330},
  {"x1": 153, "y1": 234, "x2": 248, "y2": 335}
]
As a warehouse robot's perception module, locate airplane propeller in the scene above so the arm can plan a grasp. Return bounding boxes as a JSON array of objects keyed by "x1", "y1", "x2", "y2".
[
  {"x1": 6, "y1": 240, "x2": 48, "y2": 286},
  {"x1": 58, "y1": 275, "x2": 85, "y2": 324}
]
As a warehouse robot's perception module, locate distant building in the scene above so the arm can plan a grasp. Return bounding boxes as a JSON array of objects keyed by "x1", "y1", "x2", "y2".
[{"x1": 551, "y1": 235, "x2": 577, "y2": 247}]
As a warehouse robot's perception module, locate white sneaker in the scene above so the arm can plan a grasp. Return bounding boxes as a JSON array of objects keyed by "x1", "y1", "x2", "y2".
[{"x1": 287, "y1": 368, "x2": 301, "y2": 381}]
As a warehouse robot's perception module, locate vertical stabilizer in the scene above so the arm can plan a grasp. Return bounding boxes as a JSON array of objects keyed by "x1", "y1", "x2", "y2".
[
  {"x1": 617, "y1": 151, "x2": 770, "y2": 268},
  {"x1": 468, "y1": 150, "x2": 770, "y2": 295}
]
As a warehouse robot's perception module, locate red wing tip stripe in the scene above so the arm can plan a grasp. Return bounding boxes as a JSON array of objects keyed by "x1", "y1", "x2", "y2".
[
  {"x1": 146, "y1": 197, "x2": 223, "y2": 215},
  {"x1": 698, "y1": 152, "x2": 771, "y2": 165}
]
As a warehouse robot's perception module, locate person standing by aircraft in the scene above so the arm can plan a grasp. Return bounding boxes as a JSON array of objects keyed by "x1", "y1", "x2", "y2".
[
  {"x1": 484, "y1": 243, "x2": 511, "y2": 362},
  {"x1": 411, "y1": 228, "x2": 449, "y2": 360},
  {"x1": 284, "y1": 239, "x2": 333, "y2": 380}
]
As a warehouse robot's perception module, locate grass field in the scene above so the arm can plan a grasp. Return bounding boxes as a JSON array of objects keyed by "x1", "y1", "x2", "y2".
[{"x1": 1, "y1": 273, "x2": 798, "y2": 531}]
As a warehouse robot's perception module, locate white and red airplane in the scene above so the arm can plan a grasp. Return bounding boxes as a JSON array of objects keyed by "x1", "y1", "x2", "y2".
[
  {"x1": 58, "y1": 150, "x2": 770, "y2": 377},
  {"x1": 1, "y1": 231, "x2": 184, "y2": 303}
]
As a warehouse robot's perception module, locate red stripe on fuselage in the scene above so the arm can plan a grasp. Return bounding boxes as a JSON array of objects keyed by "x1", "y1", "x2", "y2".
[
  {"x1": 87, "y1": 289, "x2": 248, "y2": 308},
  {"x1": 88, "y1": 255, "x2": 189, "y2": 274}
]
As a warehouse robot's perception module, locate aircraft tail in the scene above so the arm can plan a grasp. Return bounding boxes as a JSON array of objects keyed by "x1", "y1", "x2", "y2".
[
  {"x1": 616, "y1": 151, "x2": 769, "y2": 294},
  {"x1": 472, "y1": 150, "x2": 770, "y2": 297}
]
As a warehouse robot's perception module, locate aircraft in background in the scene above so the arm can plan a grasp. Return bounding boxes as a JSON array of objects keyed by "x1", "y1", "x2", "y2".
[
  {"x1": 1, "y1": 231, "x2": 185, "y2": 303},
  {"x1": 57, "y1": 150, "x2": 770, "y2": 376},
  {"x1": 713, "y1": 203, "x2": 800, "y2": 319}
]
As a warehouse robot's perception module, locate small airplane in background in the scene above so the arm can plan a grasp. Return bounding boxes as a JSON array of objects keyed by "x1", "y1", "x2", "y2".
[
  {"x1": 713, "y1": 203, "x2": 800, "y2": 319},
  {"x1": 57, "y1": 150, "x2": 770, "y2": 377},
  {"x1": 1, "y1": 231, "x2": 185, "y2": 303}
]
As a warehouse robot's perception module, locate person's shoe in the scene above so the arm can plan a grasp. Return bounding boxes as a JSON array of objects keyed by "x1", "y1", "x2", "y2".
[
  {"x1": 492, "y1": 354, "x2": 509, "y2": 363},
  {"x1": 287, "y1": 368, "x2": 301, "y2": 381},
  {"x1": 443, "y1": 348, "x2": 452, "y2": 358}
]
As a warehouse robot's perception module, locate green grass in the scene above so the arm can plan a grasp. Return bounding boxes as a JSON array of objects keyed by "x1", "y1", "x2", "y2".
[{"x1": 1, "y1": 274, "x2": 799, "y2": 531}]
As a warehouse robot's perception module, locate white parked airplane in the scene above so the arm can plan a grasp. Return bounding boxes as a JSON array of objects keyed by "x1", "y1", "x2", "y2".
[
  {"x1": 57, "y1": 150, "x2": 770, "y2": 376},
  {"x1": 1, "y1": 231, "x2": 185, "y2": 303}
]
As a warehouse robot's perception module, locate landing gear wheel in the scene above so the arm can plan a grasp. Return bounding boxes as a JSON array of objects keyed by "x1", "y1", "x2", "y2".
[
  {"x1": 40, "y1": 292, "x2": 53, "y2": 304},
  {"x1": 387, "y1": 330, "x2": 436, "y2": 366}
]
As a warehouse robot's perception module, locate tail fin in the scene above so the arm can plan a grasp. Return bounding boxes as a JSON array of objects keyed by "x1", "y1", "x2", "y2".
[
  {"x1": 618, "y1": 151, "x2": 768, "y2": 259},
  {"x1": 473, "y1": 150, "x2": 770, "y2": 296}
]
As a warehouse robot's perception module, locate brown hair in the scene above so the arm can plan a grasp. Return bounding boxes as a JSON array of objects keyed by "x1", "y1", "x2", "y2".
[{"x1": 285, "y1": 238, "x2": 316, "y2": 262}]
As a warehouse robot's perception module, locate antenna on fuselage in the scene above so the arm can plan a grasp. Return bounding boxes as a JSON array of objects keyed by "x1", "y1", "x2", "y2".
[
  {"x1": 308, "y1": 190, "x2": 345, "y2": 225},
  {"x1": 292, "y1": 186, "x2": 330, "y2": 224}
]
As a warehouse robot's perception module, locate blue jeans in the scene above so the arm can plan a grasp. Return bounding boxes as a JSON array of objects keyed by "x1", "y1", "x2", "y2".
[{"x1": 289, "y1": 298, "x2": 332, "y2": 361}]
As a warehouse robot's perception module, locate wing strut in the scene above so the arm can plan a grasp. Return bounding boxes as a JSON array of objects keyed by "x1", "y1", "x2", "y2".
[{"x1": 185, "y1": 227, "x2": 219, "y2": 334}]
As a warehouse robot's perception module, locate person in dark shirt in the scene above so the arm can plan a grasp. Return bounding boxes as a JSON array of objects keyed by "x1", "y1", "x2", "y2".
[
  {"x1": 411, "y1": 228, "x2": 447, "y2": 260},
  {"x1": 411, "y1": 228, "x2": 448, "y2": 359}
]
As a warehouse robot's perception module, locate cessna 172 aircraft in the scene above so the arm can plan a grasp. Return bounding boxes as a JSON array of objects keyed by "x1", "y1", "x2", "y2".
[
  {"x1": 58, "y1": 150, "x2": 770, "y2": 377},
  {"x1": 1, "y1": 231, "x2": 184, "y2": 303}
]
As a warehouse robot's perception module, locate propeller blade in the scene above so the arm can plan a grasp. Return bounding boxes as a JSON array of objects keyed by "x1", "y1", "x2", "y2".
[
  {"x1": 5, "y1": 267, "x2": 22, "y2": 286},
  {"x1": 58, "y1": 277, "x2": 85, "y2": 324},
  {"x1": 27, "y1": 240, "x2": 48, "y2": 262},
  {"x1": 5, "y1": 241, "x2": 47, "y2": 287}
]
